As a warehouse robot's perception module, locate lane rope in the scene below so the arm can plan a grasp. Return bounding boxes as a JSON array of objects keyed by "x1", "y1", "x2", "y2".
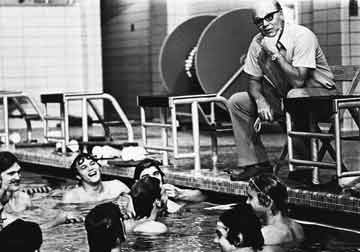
[{"x1": 23, "y1": 186, "x2": 53, "y2": 195}]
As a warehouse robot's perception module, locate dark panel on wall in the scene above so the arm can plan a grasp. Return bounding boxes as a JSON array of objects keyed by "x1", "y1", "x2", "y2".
[{"x1": 101, "y1": 0, "x2": 155, "y2": 120}]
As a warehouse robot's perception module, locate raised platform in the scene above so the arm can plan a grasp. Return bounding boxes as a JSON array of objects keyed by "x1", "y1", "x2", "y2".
[
  {"x1": 3, "y1": 125, "x2": 360, "y2": 215},
  {"x1": 6, "y1": 149, "x2": 359, "y2": 216}
]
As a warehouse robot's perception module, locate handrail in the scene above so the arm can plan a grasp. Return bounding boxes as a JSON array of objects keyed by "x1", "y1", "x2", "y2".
[
  {"x1": 63, "y1": 93, "x2": 134, "y2": 142},
  {"x1": 0, "y1": 91, "x2": 44, "y2": 146}
]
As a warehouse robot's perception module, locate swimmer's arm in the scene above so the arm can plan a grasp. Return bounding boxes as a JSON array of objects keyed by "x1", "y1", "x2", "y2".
[
  {"x1": 40, "y1": 215, "x2": 66, "y2": 229},
  {"x1": 176, "y1": 188, "x2": 206, "y2": 202},
  {"x1": 40, "y1": 211, "x2": 81, "y2": 229},
  {"x1": 163, "y1": 184, "x2": 206, "y2": 202},
  {"x1": 113, "y1": 180, "x2": 130, "y2": 194}
]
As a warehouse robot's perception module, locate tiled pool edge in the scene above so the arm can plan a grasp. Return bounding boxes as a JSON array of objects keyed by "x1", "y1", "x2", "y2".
[{"x1": 9, "y1": 147, "x2": 360, "y2": 215}]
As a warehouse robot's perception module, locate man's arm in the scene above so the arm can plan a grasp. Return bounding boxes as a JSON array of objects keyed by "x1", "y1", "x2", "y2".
[
  {"x1": 248, "y1": 77, "x2": 274, "y2": 121},
  {"x1": 272, "y1": 54, "x2": 309, "y2": 88},
  {"x1": 261, "y1": 36, "x2": 310, "y2": 89}
]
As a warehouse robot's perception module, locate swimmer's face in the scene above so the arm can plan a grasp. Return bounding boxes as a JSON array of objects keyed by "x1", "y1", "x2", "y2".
[
  {"x1": 214, "y1": 221, "x2": 240, "y2": 251},
  {"x1": 75, "y1": 157, "x2": 101, "y2": 184},
  {"x1": 0, "y1": 162, "x2": 22, "y2": 192},
  {"x1": 139, "y1": 166, "x2": 163, "y2": 185}
]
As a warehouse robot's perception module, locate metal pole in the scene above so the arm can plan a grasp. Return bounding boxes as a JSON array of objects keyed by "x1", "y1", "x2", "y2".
[
  {"x1": 191, "y1": 101, "x2": 201, "y2": 173},
  {"x1": 82, "y1": 97, "x2": 88, "y2": 152},
  {"x1": 286, "y1": 111, "x2": 294, "y2": 171},
  {"x1": 63, "y1": 98, "x2": 69, "y2": 153},
  {"x1": 334, "y1": 102, "x2": 342, "y2": 178},
  {"x1": 4, "y1": 96, "x2": 9, "y2": 146},
  {"x1": 160, "y1": 107, "x2": 169, "y2": 166}
]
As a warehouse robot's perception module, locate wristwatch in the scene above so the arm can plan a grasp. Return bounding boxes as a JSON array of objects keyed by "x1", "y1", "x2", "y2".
[{"x1": 271, "y1": 53, "x2": 282, "y2": 61}]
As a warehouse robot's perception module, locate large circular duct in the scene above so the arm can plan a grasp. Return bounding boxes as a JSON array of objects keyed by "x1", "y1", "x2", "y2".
[
  {"x1": 159, "y1": 15, "x2": 216, "y2": 95},
  {"x1": 196, "y1": 8, "x2": 258, "y2": 99}
]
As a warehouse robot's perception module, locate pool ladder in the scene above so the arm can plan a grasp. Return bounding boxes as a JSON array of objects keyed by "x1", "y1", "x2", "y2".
[{"x1": 41, "y1": 92, "x2": 134, "y2": 153}]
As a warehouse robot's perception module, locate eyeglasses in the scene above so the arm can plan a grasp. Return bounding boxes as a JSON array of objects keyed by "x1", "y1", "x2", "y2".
[{"x1": 253, "y1": 9, "x2": 281, "y2": 26}]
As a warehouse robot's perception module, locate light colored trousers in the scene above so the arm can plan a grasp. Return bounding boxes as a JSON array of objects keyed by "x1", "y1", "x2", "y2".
[
  {"x1": 228, "y1": 86, "x2": 337, "y2": 166},
  {"x1": 228, "y1": 55, "x2": 337, "y2": 166}
]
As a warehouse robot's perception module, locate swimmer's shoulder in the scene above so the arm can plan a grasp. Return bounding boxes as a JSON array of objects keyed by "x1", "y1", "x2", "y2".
[
  {"x1": 16, "y1": 190, "x2": 31, "y2": 202},
  {"x1": 262, "y1": 219, "x2": 304, "y2": 245},
  {"x1": 132, "y1": 220, "x2": 167, "y2": 235},
  {"x1": 103, "y1": 179, "x2": 130, "y2": 193},
  {"x1": 262, "y1": 224, "x2": 290, "y2": 245},
  {"x1": 62, "y1": 186, "x2": 83, "y2": 203},
  {"x1": 288, "y1": 218, "x2": 304, "y2": 242},
  {"x1": 13, "y1": 191, "x2": 31, "y2": 208}
]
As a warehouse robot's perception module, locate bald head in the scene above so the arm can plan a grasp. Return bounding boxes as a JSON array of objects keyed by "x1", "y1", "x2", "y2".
[
  {"x1": 253, "y1": 0, "x2": 282, "y2": 18},
  {"x1": 252, "y1": 0, "x2": 284, "y2": 37}
]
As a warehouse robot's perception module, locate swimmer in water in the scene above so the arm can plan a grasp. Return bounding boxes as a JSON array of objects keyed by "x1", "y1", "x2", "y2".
[
  {"x1": 246, "y1": 174, "x2": 304, "y2": 245},
  {"x1": 214, "y1": 203, "x2": 264, "y2": 252},
  {"x1": 116, "y1": 175, "x2": 167, "y2": 234},
  {"x1": 134, "y1": 158, "x2": 207, "y2": 213},
  {"x1": 62, "y1": 153, "x2": 130, "y2": 204},
  {"x1": 85, "y1": 202, "x2": 126, "y2": 252},
  {"x1": 0, "y1": 217, "x2": 42, "y2": 252},
  {"x1": 0, "y1": 151, "x2": 32, "y2": 217},
  {"x1": 0, "y1": 151, "x2": 68, "y2": 232}
]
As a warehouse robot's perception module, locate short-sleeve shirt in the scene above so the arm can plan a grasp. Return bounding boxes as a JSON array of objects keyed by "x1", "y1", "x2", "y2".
[{"x1": 244, "y1": 23, "x2": 335, "y2": 89}]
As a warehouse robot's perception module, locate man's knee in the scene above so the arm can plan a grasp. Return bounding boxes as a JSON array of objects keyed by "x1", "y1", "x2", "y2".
[
  {"x1": 287, "y1": 88, "x2": 309, "y2": 98},
  {"x1": 228, "y1": 92, "x2": 251, "y2": 110},
  {"x1": 287, "y1": 88, "x2": 337, "y2": 98}
]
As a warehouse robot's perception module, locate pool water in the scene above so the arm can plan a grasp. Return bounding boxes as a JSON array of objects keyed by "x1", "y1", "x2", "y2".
[{"x1": 18, "y1": 171, "x2": 360, "y2": 252}]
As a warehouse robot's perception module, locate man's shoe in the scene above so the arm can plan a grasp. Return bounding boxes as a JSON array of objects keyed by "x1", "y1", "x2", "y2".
[{"x1": 230, "y1": 161, "x2": 271, "y2": 181}]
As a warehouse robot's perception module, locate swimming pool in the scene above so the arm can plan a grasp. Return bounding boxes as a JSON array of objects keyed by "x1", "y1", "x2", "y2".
[{"x1": 19, "y1": 170, "x2": 360, "y2": 252}]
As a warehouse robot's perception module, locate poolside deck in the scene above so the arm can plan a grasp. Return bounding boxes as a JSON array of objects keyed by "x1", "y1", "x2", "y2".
[{"x1": 2, "y1": 125, "x2": 360, "y2": 215}]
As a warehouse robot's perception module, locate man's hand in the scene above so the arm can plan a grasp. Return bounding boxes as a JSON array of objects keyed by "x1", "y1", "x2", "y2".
[
  {"x1": 256, "y1": 96, "x2": 273, "y2": 121},
  {"x1": 0, "y1": 175, "x2": 11, "y2": 193},
  {"x1": 0, "y1": 176, "x2": 12, "y2": 205},
  {"x1": 261, "y1": 36, "x2": 279, "y2": 55}
]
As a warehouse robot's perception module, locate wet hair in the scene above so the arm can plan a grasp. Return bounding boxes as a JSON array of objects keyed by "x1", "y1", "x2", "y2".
[
  {"x1": 70, "y1": 152, "x2": 100, "y2": 177},
  {"x1": 219, "y1": 203, "x2": 264, "y2": 250},
  {"x1": 249, "y1": 174, "x2": 288, "y2": 214},
  {"x1": 0, "y1": 219, "x2": 42, "y2": 252},
  {"x1": 85, "y1": 202, "x2": 126, "y2": 252},
  {"x1": 133, "y1": 158, "x2": 164, "y2": 183},
  {"x1": 0, "y1": 151, "x2": 19, "y2": 173},
  {"x1": 130, "y1": 176, "x2": 162, "y2": 219}
]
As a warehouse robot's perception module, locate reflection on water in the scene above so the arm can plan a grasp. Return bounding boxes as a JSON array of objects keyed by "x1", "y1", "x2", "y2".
[{"x1": 18, "y1": 171, "x2": 360, "y2": 252}]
